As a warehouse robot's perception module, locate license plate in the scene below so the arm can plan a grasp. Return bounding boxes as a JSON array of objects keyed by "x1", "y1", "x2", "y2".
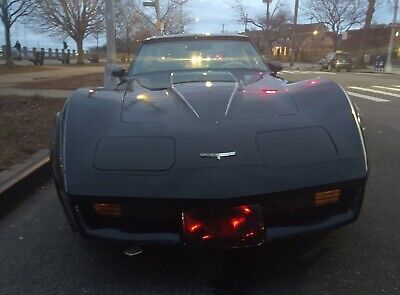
[{"x1": 183, "y1": 204, "x2": 264, "y2": 248}]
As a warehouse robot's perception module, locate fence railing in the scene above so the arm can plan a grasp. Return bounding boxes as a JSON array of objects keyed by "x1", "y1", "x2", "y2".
[{"x1": 0, "y1": 46, "x2": 90, "y2": 60}]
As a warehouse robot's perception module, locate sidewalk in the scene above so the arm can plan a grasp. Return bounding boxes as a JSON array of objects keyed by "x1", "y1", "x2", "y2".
[
  {"x1": 363, "y1": 65, "x2": 400, "y2": 74},
  {"x1": 282, "y1": 62, "x2": 400, "y2": 74},
  {"x1": 282, "y1": 62, "x2": 319, "y2": 70},
  {"x1": 0, "y1": 65, "x2": 104, "y2": 87},
  {"x1": 0, "y1": 88, "x2": 72, "y2": 98}
]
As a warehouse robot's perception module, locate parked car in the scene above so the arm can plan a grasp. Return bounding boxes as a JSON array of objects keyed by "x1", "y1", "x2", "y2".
[
  {"x1": 51, "y1": 34, "x2": 367, "y2": 253},
  {"x1": 319, "y1": 52, "x2": 353, "y2": 72}
]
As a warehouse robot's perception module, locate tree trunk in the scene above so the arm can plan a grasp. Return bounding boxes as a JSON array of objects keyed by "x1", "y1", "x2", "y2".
[
  {"x1": 332, "y1": 34, "x2": 339, "y2": 52},
  {"x1": 364, "y1": 0, "x2": 375, "y2": 31},
  {"x1": 126, "y1": 30, "x2": 130, "y2": 61},
  {"x1": 4, "y1": 23, "x2": 14, "y2": 67},
  {"x1": 359, "y1": 0, "x2": 376, "y2": 67},
  {"x1": 76, "y1": 38, "x2": 84, "y2": 65}
]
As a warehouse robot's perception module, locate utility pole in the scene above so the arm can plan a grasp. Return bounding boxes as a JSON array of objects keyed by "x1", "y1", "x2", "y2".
[
  {"x1": 143, "y1": 1, "x2": 162, "y2": 35},
  {"x1": 180, "y1": 2, "x2": 184, "y2": 33},
  {"x1": 104, "y1": 0, "x2": 117, "y2": 89},
  {"x1": 155, "y1": 0, "x2": 162, "y2": 35},
  {"x1": 385, "y1": 0, "x2": 399, "y2": 73},
  {"x1": 222, "y1": 24, "x2": 225, "y2": 34},
  {"x1": 290, "y1": 0, "x2": 300, "y2": 67},
  {"x1": 265, "y1": 0, "x2": 271, "y2": 26}
]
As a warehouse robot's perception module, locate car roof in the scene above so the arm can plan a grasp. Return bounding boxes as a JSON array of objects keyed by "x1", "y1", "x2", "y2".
[{"x1": 142, "y1": 34, "x2": 249, "y2": 43}]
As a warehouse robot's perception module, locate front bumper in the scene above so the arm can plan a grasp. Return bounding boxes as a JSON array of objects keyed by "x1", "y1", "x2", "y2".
[{"x1": 57, "y1": 179, "x2": 365, "y2": 248}]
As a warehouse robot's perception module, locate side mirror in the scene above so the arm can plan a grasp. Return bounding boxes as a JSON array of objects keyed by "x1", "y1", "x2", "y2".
[
  {"x1": 112, "y1": 67, "x2": 127, "y2": 83},
  {"x1": 268, "y1": 61, "x2": 283, "y2": 76}
]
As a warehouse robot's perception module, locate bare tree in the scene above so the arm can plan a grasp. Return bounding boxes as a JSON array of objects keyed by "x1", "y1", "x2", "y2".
[
  {"x1": 132, "y1": 0, "x2": 191, "y2": 35},
  {"x1": 169, "y1": 0, "x2": 191, "y2": 33},
  {"x1": 365, "y1": 0, "x2": 377, "y2": 29},
  {"x1": 33, "y1": 0, "x2": 105, "y2": 64},
  {"x1": 0, "y1": 0, "x2": 36, "y2": 67},
  {"x1": 233, "y1": 0, "x2": 284, "y2": 31},
  {"x1": 115, "y1": 0, "x2": 143, "y2": 60},
  {"x1": 303, "y1": 0, "x2": 367, "y2": 51},
  {"x1": 163, "y1": 0, "x2": 192, "y2": 34},
  {"x1": 232, "y1": 0, "x2": 291, "y2": 55},
  {"x1": 358, "y1": 0, "x2": 377, "y2": 65}
]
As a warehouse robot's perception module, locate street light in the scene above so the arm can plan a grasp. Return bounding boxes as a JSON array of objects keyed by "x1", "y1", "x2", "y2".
[{"x1": 313, "y1": 30, "x2": 318, "y2": 36}]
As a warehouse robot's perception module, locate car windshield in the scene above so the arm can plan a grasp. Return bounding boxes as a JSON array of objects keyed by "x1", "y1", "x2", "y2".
[{"x1": 130, "y1": 39, "x2": 268, "y2": 75}]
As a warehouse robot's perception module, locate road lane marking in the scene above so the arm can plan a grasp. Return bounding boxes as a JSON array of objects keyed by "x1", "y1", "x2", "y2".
[
  {"x1": 282, "y1": 70, "x2": 336, "y2": 75},
  {"x1": 373, "y1": 86, "x2": 400, "y2": 92},
  {"x1": 347, "y1": 92, "x2": 390, "y2": 102},
  {"x1": 282, "y1": 71, "x2": 310, "y2": 74},
  {"x1": 355, "y1": 73, "x2": 384, "y2": 76},
  {"x1": 348, "y1": 86, "x2": 400, "y2": 98},
  {"x1": 311, "y1": 71, "x2": 336, "y2": 75}
]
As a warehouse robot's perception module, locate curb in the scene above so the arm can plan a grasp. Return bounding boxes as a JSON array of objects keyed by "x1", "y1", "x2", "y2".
[{"x1": 0, "y1": 149, "x2": 51, "y2": 217}]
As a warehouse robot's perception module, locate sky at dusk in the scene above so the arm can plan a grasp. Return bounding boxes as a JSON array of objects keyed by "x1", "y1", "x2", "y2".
[{"x1": 0, "y1": 0, "x2": 394, "y2": 50}]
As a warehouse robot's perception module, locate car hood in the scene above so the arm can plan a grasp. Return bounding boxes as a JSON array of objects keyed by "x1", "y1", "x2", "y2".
[
  {"x1": 60, "y1": 77, "x2": 367, "y2": 198},
  {"x1": 121, "y1": 71, "x2": 298, "y2": 122}
]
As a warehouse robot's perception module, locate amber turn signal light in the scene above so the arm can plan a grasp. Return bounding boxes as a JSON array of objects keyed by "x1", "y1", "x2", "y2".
[
  {"x1": 314, "y1": 189, "x2": 341, "y2": 206},
  {"x1": 93, "y1": 203, "x2": 122, "y2": 217}
]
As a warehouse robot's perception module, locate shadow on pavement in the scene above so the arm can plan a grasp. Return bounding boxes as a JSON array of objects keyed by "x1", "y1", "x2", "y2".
[{"x1": 77, "y1": 233, "x2": 333, "y2": 294}]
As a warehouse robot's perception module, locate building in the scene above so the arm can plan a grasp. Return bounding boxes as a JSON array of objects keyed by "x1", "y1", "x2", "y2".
[
  {"x1": 245, "y1": 23, "x2": 400, "y2": 65},
  {"x1": 340, "y1": 25, "x2": 400, "y2": 64},
  {"x1": 245, "y1": 23, "x2": 334, "y2": 62}
]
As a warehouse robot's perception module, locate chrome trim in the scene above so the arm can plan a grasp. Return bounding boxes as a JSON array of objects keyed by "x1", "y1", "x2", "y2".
[
  {"x1": 339, "y1": 84, "x2": 368, "y2": 172},
  {"x1": 170, "y1": 73, "x2": 200, "y2": 118},
  {"x1": 200, "y1": 151, "x2": 236, "y2": 160},
  {"x1": 225, "y1": 82, "x2": 239, "y2": 116}
]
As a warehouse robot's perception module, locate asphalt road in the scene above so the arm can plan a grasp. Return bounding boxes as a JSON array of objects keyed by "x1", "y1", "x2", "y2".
[{"x1": 1, "y1": 70, "x2": 400, "y2": 294}]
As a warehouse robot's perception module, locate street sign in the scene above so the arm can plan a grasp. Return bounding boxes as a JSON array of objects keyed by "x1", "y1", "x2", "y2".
[{"x1": 143, "y1": 1, "x2": 155, "y2": 7}]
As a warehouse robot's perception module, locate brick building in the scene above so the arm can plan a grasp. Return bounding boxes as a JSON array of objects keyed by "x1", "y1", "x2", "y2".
[
  {"x1": 341, "y1": 25, "x2": 400, "y2": 64},
  {"x1": 245, "y1": 23, "x2": 333, "y2": 63},
  {"x1": 245, "y1": 23, "x2": 400, "y2": 65}
]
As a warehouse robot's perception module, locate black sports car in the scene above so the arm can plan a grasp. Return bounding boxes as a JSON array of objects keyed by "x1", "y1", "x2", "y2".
[{"x1": 51, "y1": 34, "x2": 368, "y2": 250}]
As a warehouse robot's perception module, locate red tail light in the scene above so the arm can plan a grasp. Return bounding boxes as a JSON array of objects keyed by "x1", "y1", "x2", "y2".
[
  {"x1": 262, "y1": 89, "x2": 278, "y2": 95},
  {"x1": 307, "y1": 79, "x2": 319, "y2": 86},
  {"x1": 183, "y1": 204, "x2": 264, "y2": 247},
  {"x1": 231, "y1": 217, "x2": 245, "y2": 228},
  {"x1": 189, "y1": 223, "x2": 202, "y2": 233}
]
